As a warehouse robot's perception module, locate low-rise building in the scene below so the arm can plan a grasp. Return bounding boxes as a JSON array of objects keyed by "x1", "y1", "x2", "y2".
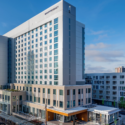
[{"x1": 85, "y1": 72, "x2": 125, "y2": 107}]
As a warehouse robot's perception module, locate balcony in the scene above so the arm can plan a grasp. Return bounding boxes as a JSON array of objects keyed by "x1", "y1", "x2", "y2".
[
  {"x1": 99, "y1": 91, "x2": 103, "y2": 94},
  {"x1": 106, "y1": 81, "x2": 110, "y2": 85},
  {"x1": 112, "y1": 86, "x2": 117, "y2": 90},
  {"x1": 112, "y1": 92, "x2": 117, "y2": 95},
  {"x1": 113, "y1": 81, "x2": 117, "y2": 85},
  {"x1": 113, "y1": 76, "x2": 117, "y2": 79}
]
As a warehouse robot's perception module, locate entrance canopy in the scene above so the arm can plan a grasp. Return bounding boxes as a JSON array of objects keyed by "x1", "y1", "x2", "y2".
[{"x1": 47, "y1": 107, "x2": 87, "y2": 116}]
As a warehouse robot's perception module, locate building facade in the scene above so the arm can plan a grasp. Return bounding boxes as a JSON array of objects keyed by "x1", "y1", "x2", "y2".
[
  {"x1": 0, "y1": 0, "x2": 91, "y2": 123},
  {"x1": 115, "y1": 66, "x2": 125, "y2": 73},
  {"x1": 85, "y1": 72, "x2": 125, "y2": 107}
]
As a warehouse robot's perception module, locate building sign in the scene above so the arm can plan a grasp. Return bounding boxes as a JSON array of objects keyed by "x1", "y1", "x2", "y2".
[{"x1": 45, "y1": 6, "x2": 58, "y2": 15}]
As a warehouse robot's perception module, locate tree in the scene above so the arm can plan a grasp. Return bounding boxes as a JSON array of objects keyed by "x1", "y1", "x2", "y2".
[
  {"x1": 102, "y1": 99, "x2": 104, "y2": 105},
  {"x1": 119, "y1": 97, "x2": 125, "y2": 108},
  {"x1": 114, "y1": 119, "x2": 117, "y2": 125}
]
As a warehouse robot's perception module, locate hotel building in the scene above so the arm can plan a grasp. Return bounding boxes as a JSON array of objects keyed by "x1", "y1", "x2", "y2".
[{"x1": 0, "y1": 0, "x2": 92, "y2": 123}]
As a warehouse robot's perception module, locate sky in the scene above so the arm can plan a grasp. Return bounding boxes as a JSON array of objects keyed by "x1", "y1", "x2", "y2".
[{"x1": 0, "y1": 0, "x2": 125, "y2": 73}]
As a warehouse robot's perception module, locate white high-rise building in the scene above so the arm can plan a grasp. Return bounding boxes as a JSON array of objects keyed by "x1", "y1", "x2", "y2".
[{"x1": 0, "y1": 0, "x2": 92, "y2": 123}]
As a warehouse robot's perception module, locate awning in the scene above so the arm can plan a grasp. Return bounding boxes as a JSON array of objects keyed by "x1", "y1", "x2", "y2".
[{"x1": 47, "y1": 106, "x2": 87, "y2": 116}]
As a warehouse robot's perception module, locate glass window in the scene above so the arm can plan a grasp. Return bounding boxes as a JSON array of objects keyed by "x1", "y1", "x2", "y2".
[
  {"x1": 54, "y1": 43, "x2": 58, "y2": 49},
  {"x1": 54, "y1": 31, "x2": 58, "y2": 36},
  {"x1": 44, "y1": 75, "x2": 47, "y2": 79},
  {"x1": 49, "y1": 51, "x2": 52, "y2": 55},
  {"x1": 50, "y1": 27, "x2": 52, "y2": 31},
  {"x1": 49, "y1": 45, "x2": 52, "y2": 49},
  {"x1": 40, "y1": 31, "x2": 42, "y2": 35},
  {"x1": 53, "y1": 89, "x2": 56, "y2": 94},
  {"x1": 45, "y1": 35, "x2": 47, "y2": 39},
  {"x1": 36, "y1": 33, "x2": 38, "y2": 37},
  {"x1": 44, "y1": 52, "x2": 47, "y2": 56},
  {"x1": 48, "y1": 89, "x2": 50, "y2": 94},
  {"x1": 50, "y1": 21, "x2": 52, "y2": 25},
  {"x1": 54, "y1": 24, "x2": 58, "y2": 30},
  {"x1": 54, "y1": 69, "x2": 58, "y2": 74},
  {"x1": 54, "y1": 62, "x2": 58, "y2": 68},
  {"x1": 54, "y1": 37, "x2": 58, "y2": 43},
  {"x1": 36, "y1": 39, "x2": 38, "y2": 42},
  {"x1": 49, "y1": 69, "x2": 52, "y2": 73},
  {"x1": 40, "y1": 42, "x2": 42, "y2": 46},
  {"x1": 54, "y1": 56, "x2": 58, "y2": 61},
  {"x1": 59, "y1": 101, "x2": 63, "y2": 108},
  {"x1": 50, "y1": 33, "x2": 52, "y2": 37},
  {"x1": 45, "y1": 29, "x2": 47, "y2": 33},
  {"x1": 49, "y1": 57, "x2": 52, "y2": 61},
  {"x1": 54, "y1": 18, "x2": 58, "y2": 24},
  {"x1": 54, "y1": 75, "x2": 58, "y2": 80},
  {"x1": 36, "y1": 28, "x2": 38, "y2": 31},
  {"x1": 50, "y1": 39, "x2": 52, "y2": 43},
  {"x1": 45, "y1": 41, "x2": 47, "y2": 45},
  {"x1": 43, "y1": 88, "x2": 45, "y2": 93},
  {"x1": 49, "y1": 81, "x2": 52, "y2": 85},
  {"x1": 49, "y1": 63, "x2": 52, "y2": 67},
  {"x1": 40, "y1": 37, "x2": 42, "y2": 41},
  {"x1": 54, "y1": 81, "x2": 58, "y2": 85},
  {"x1": 54, "y1": 50, "x2": 58, "y2": 55},
  {"x1": 53, "y1": 100, "x2": 56, "y2": 106}
]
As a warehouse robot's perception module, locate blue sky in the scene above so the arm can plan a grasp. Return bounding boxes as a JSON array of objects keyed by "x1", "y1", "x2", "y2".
[{"x1": 0, "y1": 0, "x2": 125, "y2": 73}]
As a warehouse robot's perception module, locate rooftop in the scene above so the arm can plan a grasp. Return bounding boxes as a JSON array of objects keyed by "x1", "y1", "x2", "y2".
[{"x1": 88, "y1": 105, "x2": 120, "y2": 115}]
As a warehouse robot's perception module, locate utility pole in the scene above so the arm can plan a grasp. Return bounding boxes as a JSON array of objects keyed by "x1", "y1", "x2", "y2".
[{"x1": 45, "y1": 103, "x2": 47, "y2": 125}]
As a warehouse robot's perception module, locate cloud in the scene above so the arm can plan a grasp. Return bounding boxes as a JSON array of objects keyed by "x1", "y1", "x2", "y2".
[
  {"x1": 86, "y1": 42, "x2": 109, "y2": 49},
  {"x1": 94, "y1": 34, "x2": 108, "y2": 41},
  {"x1": 85, "y1": 65, "x2": 113, "y2": 73},
  {"x1": 86, "y1": 50, "x2": 124, "y2": 62},
  {"x1": 85, "y1": 42, "x2": 125, "y2": 62}
]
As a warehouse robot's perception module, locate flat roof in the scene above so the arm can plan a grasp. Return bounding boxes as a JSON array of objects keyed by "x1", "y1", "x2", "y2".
[
  {"x1": 88, "y1": 105, "x2": 120, "y2": 115},
  {"x1": 47, "y1": 106, "x2": 87, "y2": 116}
]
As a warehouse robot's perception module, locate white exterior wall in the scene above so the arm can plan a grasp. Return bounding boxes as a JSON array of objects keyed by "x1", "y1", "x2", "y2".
[
  {"x1": 0, "y1": 36, "x2": 8, "y2": 85},
  {"x1": 4, "y1": 0, "x2": 84, "y2": 86},
  {"x1": 85, "y1": 72, "x2": 125, "y2": 105}
]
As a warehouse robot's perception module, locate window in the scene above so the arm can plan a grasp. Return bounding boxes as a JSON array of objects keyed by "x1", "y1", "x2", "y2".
[
  {"x1": 38, "y1": 88, "x2": 40, "y2": 93},
  {"x1": 54, "y1": 24, "x2": 58, "y2": 30},
  {"x1": 49, "y1": 57, "x2": 52, "y2": 61},
  {"x1": 49, "y1": 75, "x2": 52, "y2": 79},
  {"x1": 54, "y1": 56, "x2": 58, "y2": 61},
  {"x1": 38, "y1": 97, "x2": 40, "y2": 103},
  {"x1": 49, "y1": 81, "x2": 52, "y2": 85},
  {"x1": 48, "y1": 99, "x2": 50, "y2": 105},
  {"x1": 59, "y1": 90, "x2": 63, "y2": 95},
  {"x1": 34, "y1": 97, "x2": 36, "y2": 102},
  {"x1": 45, "y1": 35, "x2": 47, "y2": 39},
  {"x1": 67, "y1": 90, "x2": 70, "y2": 95},
  {"x1": 78, "y1": 89, "x2": 80, "y2": 94},
  {"x1": 49, "y1": 69, "x2": 52, "y2": 73},
  {"x1": 54, "y1": 50, "x2": 58, "y2": 55},
  {"x1": 54, "y1": 43, "x2": 58, "y2": 49},
  {"x1": 73, "y1": 100, "x2": 75, "y2": 107},
  {"x1": 54, "y1": 18, "x2": 58, "y2": 24},
  {"x1": 40, "y1": 26, "x2": 42, "y2": 30},
  {"x1": 43, "y1": 88, "x2": 45, "y2": 93},
  {"x1": 54, "y1": 69, "x2": 58, "y2": 74},
  {"x1": 67, "y1": 101, "x2": 70, "y2": 108},
  {"x1": 40, "y1": 37, "x2": 42, "y2": 41},
  {"x1": 50, "y1": 21, "x2": 52, "y2": 25},
  {"x1": 54, "y1": 62, "x2": 58, "y2": 68},
  {"x1": 45, "y1": 29, "x2": 47, "y2": 33},
  {"x1": 54, "y1": 31, "x2": 58, "y2": 36},
  {"x1": 54, "y1": 81, "x2": 58, "y2": 85},
  {"x1": 34, "y1": 88, "x2": 36, "y2": 92},
  {"x1": 36, "y1": 33, "x2": 38, "y2": 37},
  {"x1": 45, "y1": 41, "x2": 47, "y2": 45},
  {"x1": 50, "y1": 27, "x2": 52, "y2": 31},
  {"x1": 54, "y1": 75, "x2": 58, "y2": 80},
  {"x1": 40, "y1": 31, "x2": 42, "y2": 35},
  {"x1": 53, "y1": 100, "x2": 56, "y2": 106},
  {"x1": 53, "y1": 89, "x2": 56, "y2": 94},
  {"x1": 48, "y1": 89, "x2": 50, "y2": 94},
  {"x1": 43, "y1": 98, "x2": 45, "y2": 104},
  {"x1": 59, "y1": 101, "x2": 63, "y2": 108},
  {"x1": 50, "y1": 39, "x2": 52, "y2": 43},
  {"x1": 30, "y1": 96, "x2": 32, "y2": 101},
  {"x1": 50, "y1": 33, "x2": 52, "y2": 37}
]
